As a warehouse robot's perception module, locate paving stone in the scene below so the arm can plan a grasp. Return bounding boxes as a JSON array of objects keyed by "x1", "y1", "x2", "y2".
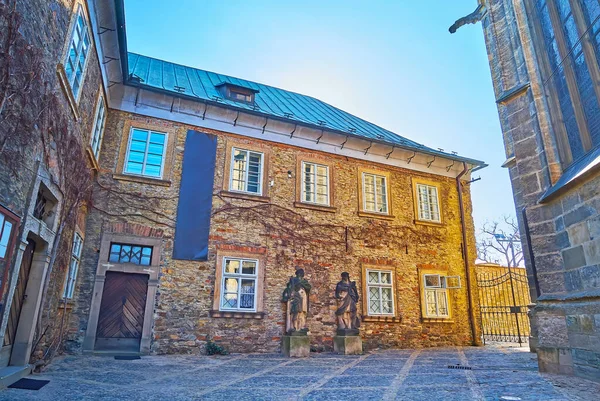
[
  {"x1": 1, "y1": 347, "x2": 598, "y2": 400},
  {"x1": 396, "y1": 385, "x2": 473, "y2": 401},
  {"x1": 202, "y1": 389, "x2": 298, "y2": 401},
  {"x1": 304, "y1": 389, "x2": 386, "y2": 401},
  {"x1": 238, "y1": 374, "x2": 322, "y2": 388},
  {"x1": 322, "y1": 373, "x2": 396, "y2": 388}
]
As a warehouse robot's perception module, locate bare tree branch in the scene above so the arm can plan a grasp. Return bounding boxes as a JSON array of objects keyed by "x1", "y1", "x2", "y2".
[{"x1": 477, "y1": 216, "x2": 524, "y2": 267}]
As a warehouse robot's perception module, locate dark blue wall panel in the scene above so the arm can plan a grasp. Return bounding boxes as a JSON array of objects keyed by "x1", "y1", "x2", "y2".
[{"x1": 173, "y1": 130, "x2": 217, "y2": 260}]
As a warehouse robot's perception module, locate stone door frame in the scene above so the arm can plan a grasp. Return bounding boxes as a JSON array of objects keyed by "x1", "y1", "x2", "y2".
[
  {"x1": 83, "y1": 233, "x2": 160, "y2": 354},
  {"x1": 0, "y1": 166, "x2": 63, "y2": 367}
]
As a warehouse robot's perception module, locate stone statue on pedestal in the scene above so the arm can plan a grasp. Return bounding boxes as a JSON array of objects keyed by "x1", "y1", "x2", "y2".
[
  {"x1": 335, "y1": 272, "x2": 360, "y2": 336},
  {"x1": 282, "y1": 268, "x2": 311, "y2": 335}
]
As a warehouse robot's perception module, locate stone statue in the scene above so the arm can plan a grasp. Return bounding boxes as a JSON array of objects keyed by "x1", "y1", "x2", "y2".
[
  {"x1": 282, "y1": 268, "x2": 311, "y2": 335},
  {"x1": 335, "y1": 272, "x2": 360, "y2": 335}
]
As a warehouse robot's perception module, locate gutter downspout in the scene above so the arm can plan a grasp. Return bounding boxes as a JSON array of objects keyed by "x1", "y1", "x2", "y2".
[{"x1": 456, "y1": 162, "x2": 479, "y2": 345}]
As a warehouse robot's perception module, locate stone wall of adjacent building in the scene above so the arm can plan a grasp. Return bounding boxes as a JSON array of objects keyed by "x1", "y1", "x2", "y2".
[
  {"x1": 0, "y1": 0, "x2": 104, "y2": 364},
  {"x1": 70, "y1": 109, "x2": 482, "y2": 354},
  {"x1": 478, "y1": 0, "x2": 600, "y2": 381}
]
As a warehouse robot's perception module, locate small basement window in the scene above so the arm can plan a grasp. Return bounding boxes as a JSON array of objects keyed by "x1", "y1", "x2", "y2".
[{"x1": 216, "y1": 82, "x2": 259, "y2": 104}]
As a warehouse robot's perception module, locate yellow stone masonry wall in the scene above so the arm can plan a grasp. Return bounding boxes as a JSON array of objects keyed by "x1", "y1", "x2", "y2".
[{"x1": 74, "y1": 110, "x2": 481, "y2": 354}]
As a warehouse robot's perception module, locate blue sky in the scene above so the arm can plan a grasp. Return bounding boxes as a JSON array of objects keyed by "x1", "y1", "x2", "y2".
[{"x1": 124, "y1": 0, "x2": 514, "y2": 231}]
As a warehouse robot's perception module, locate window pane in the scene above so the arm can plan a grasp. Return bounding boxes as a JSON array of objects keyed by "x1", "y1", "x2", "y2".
[
  {"x1": 132, "y1": 129, "x2": 148, "y2": 142},
  {"x1": 146, "y1": 154, "x2": 163, "y2": 166},
  {"x1": 241, "y1": 261, "x2": 256, "y2": 275},
  {"x1": 240, "y1": 279, "x2": 256, "y2": 309},
  {"x1": 126, "y1": 162, "x2": 143, "y2": 175},
  {"x1": 0, "y1": 220, "x2": 12, "y2": 258},
  {"x1": 380, "y1": 272, "x2": 391, "y2": 284},
  {"x1": 222, "y1": 292, "x2": 238, "y2": 309},
  {"x1": 144, "y1": 164, "x2": 161, "y2": 177},
  {"x1": 536, "y1": 1, "x2": 585, "y2": 161},
  {"x1": 224, "y1": 277, "x2": 239, "y2": 292},
  {"x1": 381, "y1": 288, "x2": 393, "y2": 313},
  {"x1": 148, "y1": 143, "x2": 164, "y2": 155},
  {"x1": 368, "y1": 271, "x2": 379, "y2": 283},
  {"x1": 369, "y1": 287, "x2": 381, "y2": 313},
  {"x1": 225, "y1": 259, "x2": 240, "y2": 273},
  {"x1": 437, "y1": 291, "x2": 448, "y2": 316},
  {"x1": 425, "y1": 275, "x2": 440, "y2": 288},
  {"x1": 128, "y1": 151, "x2": 145, "y2": 163},
  {"x1": 150, "y1": 133, "x2": 165, "y2": 144},
  {"x1": 130, "y1": 141, "x2": 147, "y2": 153},
  {"x1": 426, "y1": 290, "x2": 437, "y2": 316}
]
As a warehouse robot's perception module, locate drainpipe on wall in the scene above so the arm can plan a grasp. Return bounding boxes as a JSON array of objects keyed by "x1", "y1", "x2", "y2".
[{"x1": 456, "y1": 162, "x2": 479, "y2": 345}]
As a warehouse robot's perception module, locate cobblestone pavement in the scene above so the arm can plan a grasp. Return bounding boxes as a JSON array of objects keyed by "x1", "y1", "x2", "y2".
[{"x1": 1, "y1": 346, "x2": 598, "y2": 400}]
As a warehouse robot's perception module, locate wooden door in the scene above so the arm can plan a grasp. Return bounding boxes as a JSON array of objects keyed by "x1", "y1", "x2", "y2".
[
  {"x1": 3, "y1": 240, "x2": 36, "y2": 347},
  {"x1": 95, "y1": 272, "x2": 148, "y2": 351}
]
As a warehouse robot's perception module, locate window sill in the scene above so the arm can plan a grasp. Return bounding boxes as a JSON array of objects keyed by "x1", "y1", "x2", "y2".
[
  {"x1": 209, "y1": 310, "x2": 265, "y2": 319},
  {"x1": 414, "y1": 219, "x2": 443, "y2": 227},
  {"x1": 294, "y1": 202, "x2": 337, "y2": 213},
  {"x1": 113, "y1": 173, "x2": 172, "y2": 187},
  {"x1": 362, "y1": 315, "x2": 401, "y2": 323},
  {"x1": 58, "y1": 299, "x2": 75, "y2": 310},
  {"x1": 422, "y1": 318, "x2": 454, "y2": 323},
  {"x1": 539, "y1": 144, "x2": 600, "y2": 203},
  {"x1": 56, "y1": 63, "x2": 79, "y2": 120},
  {"x1": 220, "y1": 190, "x2": 270, "y2": 203},
  {"x1": 357, "y1": 211, "x2": 395, "y2": 221},
  {"x1": 86, "y1": 146, "x2": 100, "y2": 171}
]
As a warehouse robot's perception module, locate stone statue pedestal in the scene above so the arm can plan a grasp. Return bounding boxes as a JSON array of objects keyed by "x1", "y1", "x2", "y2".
[
  {"x1": 334, "y1": 334, "x2": 362, "y2": 355},
  {"x1": 282, "y1": 333, "x2": 310, "y2": 357}
]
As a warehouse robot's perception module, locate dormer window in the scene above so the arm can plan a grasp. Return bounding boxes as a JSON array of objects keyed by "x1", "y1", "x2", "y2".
[{"x1": 216, "y1": 82, "x2": 259, "y2": 104}]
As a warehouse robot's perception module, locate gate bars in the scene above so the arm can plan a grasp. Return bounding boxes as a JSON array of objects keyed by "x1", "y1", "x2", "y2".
[{"x1": 477, "y1": 267, "x2": 531, "y2": 345}]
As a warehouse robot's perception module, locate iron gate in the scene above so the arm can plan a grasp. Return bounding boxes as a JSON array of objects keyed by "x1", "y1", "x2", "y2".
[{"x1": 477, "y1": 267, "x2": 531, "y2": 345}]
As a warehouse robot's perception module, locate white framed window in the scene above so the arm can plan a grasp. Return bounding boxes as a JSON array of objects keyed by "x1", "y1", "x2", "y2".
[
  {"x1": 422, "y1": 274, "x2": 460, "y2": 318},
  {"x1": 230, "y1": 148, "x2": 263, "y2": 194},
  {"x1": 90, "y1": 95, "x2": 106, "y2": 160},
  {"x1": 124, "y1": 128, "x2": 167, "y2": 178},
  {"x1": 417, "y1": 184, "x2": 440, "y2": 222},
  {"x1": 63, "y1": 232, "x2": 83, "y2": 299},
  {"x1": 64, "y1": 5, "x2": 91, "y2": 99},
  {"x1": 301, "y1": 162, "x2": 329, "y2": 205},
  {"x1": 366, "y1": 269, "x2": 394, "y2": 315},
  {"x1": 0, "y1": 212, "x2": 14, "y2": 259},
  {"x1": 220, "y1": 257, "x2": 258, "y2": 312},
  {"x1": 362, "y1": 173, "x2": 388, "y2": 214}
]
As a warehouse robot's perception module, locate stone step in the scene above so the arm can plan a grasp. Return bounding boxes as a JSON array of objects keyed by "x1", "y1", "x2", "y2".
[{"x1": 0, "y1": 365, "x2": 32, "y2": 388}]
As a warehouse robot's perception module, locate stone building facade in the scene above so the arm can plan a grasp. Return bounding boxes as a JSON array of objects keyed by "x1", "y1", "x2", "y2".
[
  {"x1": 68, "y1": 109, "x2": 483, "y2": 354},
  {"x1": 1, "y1": 0, "x2": 486, "y2": 384},
  {"x1": 0, "y1": 0, "x2": 104, "y2": 382},
  {"x1": 452, "y1": 0, "x2": 600, "y2": 381}
]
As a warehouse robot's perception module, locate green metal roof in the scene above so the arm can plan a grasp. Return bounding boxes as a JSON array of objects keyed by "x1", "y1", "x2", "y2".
[{"x1": 127, "y1": 52, "x2": 486, "y2": 167}]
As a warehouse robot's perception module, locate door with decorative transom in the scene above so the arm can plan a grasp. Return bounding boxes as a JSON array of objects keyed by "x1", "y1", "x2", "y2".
[{"x1": 95, "y1": 271, "x2": 148, "y2": 352}]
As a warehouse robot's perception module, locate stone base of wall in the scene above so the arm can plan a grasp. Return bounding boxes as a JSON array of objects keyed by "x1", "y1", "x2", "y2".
[{"x1": 533, "y1": 300, "x2": 600, "y2": 382}]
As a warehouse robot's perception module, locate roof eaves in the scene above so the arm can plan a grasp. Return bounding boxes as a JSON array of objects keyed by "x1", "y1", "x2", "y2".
[{"x1": 125, "y1": 78, "x2": 486, "y2": 168}]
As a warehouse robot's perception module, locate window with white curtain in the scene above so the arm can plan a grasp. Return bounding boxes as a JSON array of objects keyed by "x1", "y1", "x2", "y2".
[
  {"x1": 417, "y1": 184, "x2": 440, "y2": 222},
  {"x1": 220, "y1": 257, "x2": 258, "y2": 311},
  {"x1": 301, "y1": 161, "x2": 329, "y2": 205},
  {"x1": 362, "y1": 173, "x2": 388, "y2": 214},
  {"x1": 230, "y1": 148, "x2": 263, "y2": 194}
]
